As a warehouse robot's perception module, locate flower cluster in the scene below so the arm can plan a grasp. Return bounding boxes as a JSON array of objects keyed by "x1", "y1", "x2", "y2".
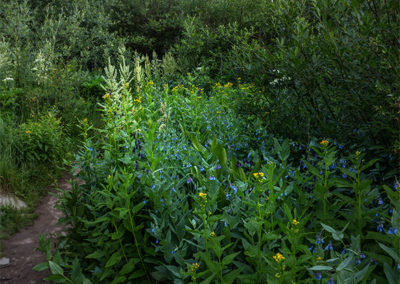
[
  {"x1": 198, "y1": 192, "x2": 207, "y2": 209},
  {"x1": 273, "y1": 252, "x2": 285, "y2": 263},
  {"x1": 191, "y1": 262, "x2": 200, "y2": 272},
  {"x1": 253, "y1": 172, "x2": 264, "y2": 182},
  {"x1": 320, "y1": 139, "x2": 329, "y2": 147},
  {"x1": 292, "y1": 219, "x2": 299, "y2": 226}
]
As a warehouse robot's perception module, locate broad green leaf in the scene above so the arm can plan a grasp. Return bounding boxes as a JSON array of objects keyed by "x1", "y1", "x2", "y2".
[
  {"x1": 309, "y1": 265, "x2": 333, "y2": 271},
  {"x1": 105, "y1": 252, "x2": 122, "y2": 268},
  {"x1": 222, "y1": 252, "x2": 241, "y2": 266},
  {"x1": 86, "y1": 250, "x2": 105, "y2": 259},
  {"x1": 336, "y1": 256, "x2": 353, "y2": 271},
  {"x1": 43, "y1": 274, "x2": 66, "y2": 283},
  {"x1": 49, "y1": 261, "x2": 64, "y2": 275},
  {"x1": 33, "y1": 262, "x2": 49, "y2": 272},
  {"x1": 383, "y1": 262, "x2": 400, "y2": 284},
  {"x1": 379, "y1": 243, "x2": 400, "y2": 263}
]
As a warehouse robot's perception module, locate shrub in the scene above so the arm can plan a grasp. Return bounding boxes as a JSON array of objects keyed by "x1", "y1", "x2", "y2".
[{"x1": 13, "y1": 112, "x2": 66, "y2": 165}]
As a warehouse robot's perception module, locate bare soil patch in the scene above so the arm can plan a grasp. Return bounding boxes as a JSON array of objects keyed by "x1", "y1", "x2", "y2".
[{"x1": 0, "y1": 173, "x2": 73, "y2": 284}]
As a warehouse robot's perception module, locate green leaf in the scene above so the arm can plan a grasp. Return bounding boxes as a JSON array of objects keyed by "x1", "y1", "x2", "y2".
[
  {"x1": 360, "y1": 159, "x2": 379, "y2": 172},
  {"x1": 120, "y1": 258, "x2": 138, "y2": 275},
  {"x1": 86, "y1": 250, "x2": 105, "y2": 259},
  {"x1": 336, "y1": 255, "x2": 353, "y2": 271},
  {"x1": 222, "y1": 252, "x2": 241, "y2": 266},
  {"x1": 383, "y1": 262, "x2": 400, "y2": 284},
  {"x1": 132, "y1": 202, "x2": 145, "y2": 214},
  {"x1": 379, "y1": 243, "x2": 400, "y2": 263},
  {"x1": 33, "y1": 262, "x2": 49, "y2": 272},
  {"x1": 43, "y1": 274, "x2": 66, "y2": 283},
  {"x1": 128, "y1": 269, "x2": 146, "y2": 279},
  {"x1": 303, "y1": 161, "x2": 322, "y2": 179},
  {"x1": 49, "y1": 261, "x2": 64, "y2": 275},
  {"x1": 223, "y1": 268, "x2": 242, "y2": 284},
  {"x1": 105, "y1": 252, "x2": 122, "y2": 268},
  {"x1": 308, "y1": 265, "x2": 333, "y2": 271},
  {"x1": 200, "y1": 273, "x2": 216, "y2": 284}
]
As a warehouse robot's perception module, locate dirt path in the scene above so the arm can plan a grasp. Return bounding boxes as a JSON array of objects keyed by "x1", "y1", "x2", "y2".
[{"x1": 0, "y1": 172, "x2": 73, "y2": 284}]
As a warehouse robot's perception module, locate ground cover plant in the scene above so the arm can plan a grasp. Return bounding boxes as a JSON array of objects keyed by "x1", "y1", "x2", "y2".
[{"x1": 34, "y1": 55, "x2": 399, "y2": 283}]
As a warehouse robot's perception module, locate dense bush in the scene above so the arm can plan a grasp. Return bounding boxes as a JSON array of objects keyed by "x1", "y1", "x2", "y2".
[
  {"x1": 34, "y1": 60, "x2": 399, "y2": 283},
  {"x1": 13, "y1": 112, "x2": 66, "y2": 165}
]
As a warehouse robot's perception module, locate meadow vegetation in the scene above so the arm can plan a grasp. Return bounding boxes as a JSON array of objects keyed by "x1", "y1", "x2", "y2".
[{"x1": 0, "y1": 0, "x2": 399, "y2": 283}]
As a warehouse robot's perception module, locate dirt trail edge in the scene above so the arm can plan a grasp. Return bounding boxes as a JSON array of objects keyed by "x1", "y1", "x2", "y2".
[{"x1": 0, "y1": 172, "x2": 75, "y2": 284}]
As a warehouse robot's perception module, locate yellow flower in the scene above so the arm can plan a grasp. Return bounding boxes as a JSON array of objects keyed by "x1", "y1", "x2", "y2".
[
  {"x1": 215, "y1": 82, "x2": 222, "y2": 88},
  {"x1": 292, "y1": 219, "x2": 299, "y2": 226},
  {"x1": 216, "y1": 111, "x2": 221, "y2": 114},
  {"x1": 253, "y1": 172, "x2": 264, "y2": 181},
  {"x1": 83, "y1": 118, "x2": 88, "y2": 123},
  {"x1": 320, "y1": 139, "x2": 329, "y2": 147},
  {"x1": 273, "y1": 252, "x2": 285, "y2": 263},
  {"x1": 356, "y1": 151, "x2": 361, "y2": 156},
  {"x1": 199, "y1": 192, "x2": 207, "y2": 198},
  {"x1": 210, "y1": 231, "x2": 216, "y2": 237},
  {"x1": 224, "y1": 82, "x2": 233, "y2": 88},
  {"x1": 191, "y1": 262, "x2": 200, "y2": 272},
  {"x1": 103, "y1": 93, "x2": 111, "y2": 99},
  {"x1": 317, "y1": 256, "x2": 322, "y2": 261},
  {"x1": 134, "y1": 97, "x2": 142, "y2": 103},
  {"x1": 25, "y1": 130, "x2": 31, "y2": 134}
]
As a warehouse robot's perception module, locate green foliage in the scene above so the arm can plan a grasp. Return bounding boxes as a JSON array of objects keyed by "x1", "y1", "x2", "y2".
[
  {"x1": 13, "y1": 112, "x2": 66, "y2": 165},
  {"x1": 39, "y1": 60, "x2": 399, "y2": 283}
]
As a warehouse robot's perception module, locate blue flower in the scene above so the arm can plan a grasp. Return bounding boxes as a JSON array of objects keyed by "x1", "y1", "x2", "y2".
[
  {"x1": 316, "y1": 237, "x2": 324, "y2": 244},
  {"x1": 143, "y1": 200, "x2": 146, "y2": 204},
  {"x1": 216, "y1": 164, "x2": 221, "y2": 170},
  {"x1": 152, "y1": 228, "x2": 155, "y2": 233},
  {"x1": 397, "y1": 263, "x2": 400, "y2": 270},
  {"x1": 155, "y1": 239, "x2": 159, "y2": 244},
  {"x1": 226, "y1": 193, "x2": 230, "y2": 200},
  {"x1": 355, "y1": 259, "x2": 361, "y2": 265},
  {"x1": 172, "y1": 187, "x2": 176, "y2": 193},
  {"x1": 172, "y1": 250, "x2": 175, "y2": 254},
  {"x1": 377, "y1": 224, "x2": 384, "y2": 232},
  {"x1": 200, "y1": 167, "x2": 204, "y2": 172},
  {"x1": 378, "y1": 198, "x2": 384, "y2": 205},
  {"x1": 230, "y1": 185, "x2": 238, "y2": 194},
  {"x1": 325, "y1": 242, "x2": 333, "y2": 251},
  {"x1": 315, "y1": 272, "x2": 322, "y2": 280},
  {"x1": 328, "y1": 278, "x2": 334, "y2": 284},
  {"x1": 187, "y1": 178, "x2": 192, "y2": 184},
  {"x1": 341, "y1": 249, "x2": 346, "y2": 254},
  {"x1": 388, "y1": 227, "x2": 398, "y2": 235},
  {"x1": 309, "y1": 246, "x2": 316, "y2": 253},
  {"x1": 152, "y1": 184, "x2": 156, "y2": 190},
  {"x1": 209, "y1": 175, "x2": 215, "y2": 180},
  {"x1": 360, "y1": 253, "x2": 366, "y2": 259}
]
